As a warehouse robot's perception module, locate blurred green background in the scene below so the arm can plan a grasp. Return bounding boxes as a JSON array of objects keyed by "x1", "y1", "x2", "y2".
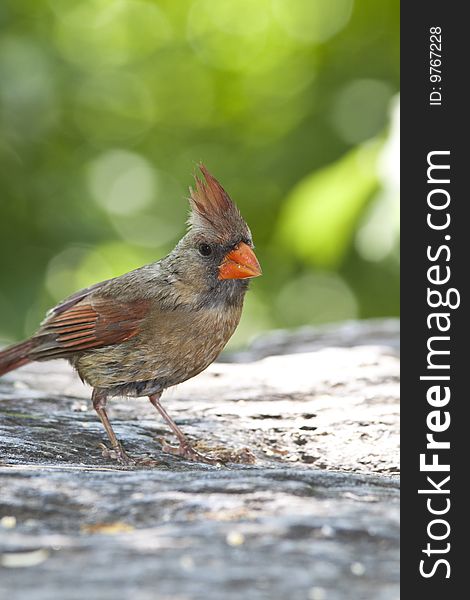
[{"x1": 0, "y1": 0, "x2": 399, "y2": 349}]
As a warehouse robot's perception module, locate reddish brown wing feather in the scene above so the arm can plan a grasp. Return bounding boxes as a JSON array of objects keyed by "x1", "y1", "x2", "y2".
[
  {"x1": 50, "y1": 279, "x2": 112, "y2": 316},
  {"x1": 35, "y1": 297, "x2": 150, "y2": 356}
]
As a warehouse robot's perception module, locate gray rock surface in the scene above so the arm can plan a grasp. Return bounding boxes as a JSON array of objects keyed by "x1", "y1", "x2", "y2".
[{"x1": 0, "y1": 319, "x2": 400, "y2": 600}]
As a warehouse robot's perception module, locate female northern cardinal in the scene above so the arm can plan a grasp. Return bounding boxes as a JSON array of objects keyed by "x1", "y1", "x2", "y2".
[{"x1": 0, "y1": 165, "x2": 261, "y2": 465}]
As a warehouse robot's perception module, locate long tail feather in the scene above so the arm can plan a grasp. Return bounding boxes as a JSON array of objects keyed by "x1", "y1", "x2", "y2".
[{"x1": 0, "y1": 339, "x2": 37, "y2": 376}]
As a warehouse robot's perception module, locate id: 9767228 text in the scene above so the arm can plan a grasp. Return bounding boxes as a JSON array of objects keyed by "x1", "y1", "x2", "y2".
[{"x1": 429, "y1": 26, "x2": 442, "y2": 106}]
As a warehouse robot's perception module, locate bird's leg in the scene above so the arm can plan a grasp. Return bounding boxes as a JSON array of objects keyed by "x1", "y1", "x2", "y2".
[
  {"x1": 148, "y1": 392, "x2": 219, "y2": 465},
  {"x1": 92, "y1": 389, "x2": 135, "y2": 466}
]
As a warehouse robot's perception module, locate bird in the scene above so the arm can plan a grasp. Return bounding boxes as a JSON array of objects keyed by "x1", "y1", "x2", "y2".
[{"x1": 0, "y1": 164, "x2": 262, "y2": 465}]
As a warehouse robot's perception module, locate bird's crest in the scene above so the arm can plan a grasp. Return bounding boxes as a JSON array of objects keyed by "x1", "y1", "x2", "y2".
[{"x1": 188, "y1": 164, "x2": 250, "y2": 242}]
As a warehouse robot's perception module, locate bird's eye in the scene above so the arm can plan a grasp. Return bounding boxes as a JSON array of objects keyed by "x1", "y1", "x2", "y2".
[{"x1": 198, "y1": 243, "x2": 213, "y2": 257}]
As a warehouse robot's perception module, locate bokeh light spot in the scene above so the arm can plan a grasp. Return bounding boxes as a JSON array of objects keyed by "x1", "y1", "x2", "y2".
[
  {"x1": 355, "y1": 197, "x2": 396, "y2": 262},
  {"x1": 206, "y1": 0, "x2": 271, "y2": 36},
  {"x1": 144, "y1": 54, "x2": 215, "y2": 129},
  {"x1": 276, "y1": 272, "x2": 357, "y2": 327},
  {"x1": 54, "y1": 0, "x2": 172, "y2": 69},
  {"x1": 356, "y1": 97, "x2": 400, "y2": 262},
  {"x1": 278, "y1": 142, "x2": 380, "y2": 268},
  {"x1": 74, "y1": 243, "x2": 155, "y2": 291},
  {"x1": 0, "y1": 36, "x2": 58, "y2": 141},
  {"x1": 187, "y1": 0, "x2": 271, "y2": 71},
  {"x1": 331, "y1": 79, "x2": 394, "y2": 144},
  {"x1": 46, "y1": 246, "x2": 92, "y2": 301},
  {"x1": 87, "y1": 149, "x2": 156, "y2": 216},
  {"x1": 110, "y1": 214, "x2": 180, "y2": 249},
  {"x1": 273, "y1": 0, "x2": 353, "y2": 44},
  {"x1": 74, "y1": 71, "x2": 155, "y2": 143}
]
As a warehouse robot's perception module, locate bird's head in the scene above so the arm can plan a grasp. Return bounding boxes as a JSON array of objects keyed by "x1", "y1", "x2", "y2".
[{"x1": 171, "y1": 164, "x2": 261, "y2": 296}]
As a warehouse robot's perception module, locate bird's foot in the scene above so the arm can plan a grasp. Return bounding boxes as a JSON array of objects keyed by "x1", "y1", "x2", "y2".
[
  {"x1": 161, "y1": 439, "x2": 256, "y2": 465},
  {"x1": 161, "y1": 439, "x2": 221, "y2": 465},
  {"x1": 99, "y1": 442, "x2": 136, "y2": 466},
  {"x1": 99, "y1": 444, "x2": 168, "y2": 468}
]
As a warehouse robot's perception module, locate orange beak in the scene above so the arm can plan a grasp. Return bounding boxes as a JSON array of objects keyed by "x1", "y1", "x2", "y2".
[{"x1": 218, "y1": 242, "x2": 262, "y2": 280}]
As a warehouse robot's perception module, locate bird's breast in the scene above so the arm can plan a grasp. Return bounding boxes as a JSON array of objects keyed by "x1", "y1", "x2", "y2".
[
  {"x1": 144, "y1": 303, "x2": 242, "y2": 374},
  {"x1": 75, "y1": 302, "x2": 243, "y2": 393}
]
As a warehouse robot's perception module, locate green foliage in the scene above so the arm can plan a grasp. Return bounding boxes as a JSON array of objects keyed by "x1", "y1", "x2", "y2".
[
  {"x1": 0, "y1": 0, "x2": 399, "y2": 348},
  {"x1": 278, "y1": 141, "x2": 381, "y2": 268}
]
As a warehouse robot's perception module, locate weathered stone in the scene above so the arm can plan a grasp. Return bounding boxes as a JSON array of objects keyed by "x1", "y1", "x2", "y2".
[{"x1": 0, "y1": 319, "x2": 400, "y2": 600}]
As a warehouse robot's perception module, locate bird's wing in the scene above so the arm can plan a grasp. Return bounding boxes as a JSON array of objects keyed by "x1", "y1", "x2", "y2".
[
  {"x1": 32, "y1": 294, "x2": 151, "y2": 359},
  {"x1": 47, "y1": 279, "x2": 112, "y2": 318}
]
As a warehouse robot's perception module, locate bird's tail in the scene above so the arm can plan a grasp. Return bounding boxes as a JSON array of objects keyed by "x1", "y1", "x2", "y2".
[{"x1": 0, "y1": 339, "x2": 37, "y2": 376}]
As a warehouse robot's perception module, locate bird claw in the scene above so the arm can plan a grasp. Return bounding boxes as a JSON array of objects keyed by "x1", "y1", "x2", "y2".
[
  {"x1": 98, "y1": 443, "x2": 167, "y2": 468},
  {"x1": 160, "y1": 439, "x2": 221, "y2": 465},
  {"x1": 99, "y1": 442, "x2": 136, "y2": 466}
]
